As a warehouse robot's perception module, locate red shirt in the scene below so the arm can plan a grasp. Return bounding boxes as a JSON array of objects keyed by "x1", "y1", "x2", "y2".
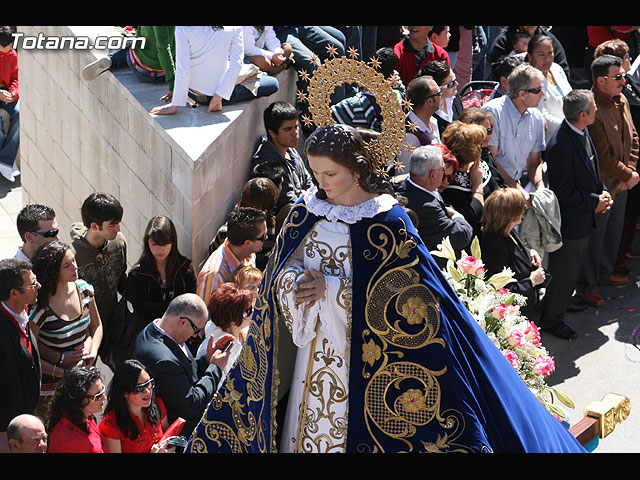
[
  {"x1": 393, "y1": 37, "x2": 450, "y2": 86},
  {"x1": 48, "y1": 414, "x2": 107, "y2": 453},
  {"x1": 587, "y1": 26, "x2": 636, "y2": 48},
  {"x1": 98, "y1": 398, "x2": 168, "y2": 453},
  {"x1": 0, "y1": 48, "x2": 18, "y2": 100}
]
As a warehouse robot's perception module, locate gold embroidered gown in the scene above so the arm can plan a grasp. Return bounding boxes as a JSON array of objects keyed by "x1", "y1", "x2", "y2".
[{"x1": 275, "y1": 191, "x2": 397, "y2": 453}]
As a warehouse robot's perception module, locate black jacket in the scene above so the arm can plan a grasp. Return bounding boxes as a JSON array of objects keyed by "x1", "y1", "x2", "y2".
[
  {"x1": 0, "y1": 304, "x2": 41, "y2": 431},
  {"x1": 546, "y1": 120, "x2": 604, "y2": 240},
  {"x1": 133, "y1": 321, "x2": 222, "y2": 436},
  {"x1": 481, "y1": 231, "x2": 539, "y2": 320},
  {"x1": 127, "y1": 254, "x2": 197, "y2": 326}
]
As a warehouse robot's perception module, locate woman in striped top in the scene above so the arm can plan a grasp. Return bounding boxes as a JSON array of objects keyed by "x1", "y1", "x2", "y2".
[{"x1": 29, "y1": 240, "x2": 103, "y2": 424}]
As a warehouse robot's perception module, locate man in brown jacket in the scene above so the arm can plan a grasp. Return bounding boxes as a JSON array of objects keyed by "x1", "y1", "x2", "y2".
[{"x1": 578, "y1": 54, "x2": 640, "y2": 307}]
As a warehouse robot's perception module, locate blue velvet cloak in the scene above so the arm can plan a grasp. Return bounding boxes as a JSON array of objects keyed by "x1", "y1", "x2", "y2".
[{"x1": 186, "y1": 199, "x2": 585, "y2": 453}]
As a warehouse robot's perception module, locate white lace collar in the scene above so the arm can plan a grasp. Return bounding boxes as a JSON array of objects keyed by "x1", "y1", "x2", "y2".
[{"x1": 303, "y1": 186, "x2": 397, "y2": 224}]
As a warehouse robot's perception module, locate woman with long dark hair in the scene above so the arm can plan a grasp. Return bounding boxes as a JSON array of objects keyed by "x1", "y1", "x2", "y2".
[
  {"x1": 47, "y1": 367, "x2": 107, "y2": 453},
  {"x1": 99, "y1": 359, "x2": 174, "y2": 453},
  {"x1": 127, "y1": 215, "x2": 197, "y2": 327},
  {"x1": 29, "y1": 240, "x2": 103, "y2": 424}
]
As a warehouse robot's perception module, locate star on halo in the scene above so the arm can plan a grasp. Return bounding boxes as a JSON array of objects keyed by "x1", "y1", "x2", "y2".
[
  {"x1": 301, "y1": 114, "x2": 314, "y2": 127},
  {"x1": 325, "y1": 44, "x2": 339, "y2": 58},
  {"x1": 347, "y1": 46, "x2": 359, "y2": 59}
]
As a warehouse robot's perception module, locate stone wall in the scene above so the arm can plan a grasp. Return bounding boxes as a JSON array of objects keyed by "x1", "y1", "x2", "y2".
[{"x1": 17, "y1": 25, "x2": 296, "y2": 267}]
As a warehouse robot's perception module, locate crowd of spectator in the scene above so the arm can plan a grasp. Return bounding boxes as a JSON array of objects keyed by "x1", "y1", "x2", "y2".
[{"x1": 2, "y1": 25, "x2": 639, "y2": 453}]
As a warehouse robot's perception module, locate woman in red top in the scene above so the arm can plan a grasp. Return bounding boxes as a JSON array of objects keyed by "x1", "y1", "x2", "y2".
[
  {"x1": 47, "y1": 367, "x2": 107, "y2": 453},
  {"x1": 99, "y1": 359, "x2": 175, "y2": 453}
]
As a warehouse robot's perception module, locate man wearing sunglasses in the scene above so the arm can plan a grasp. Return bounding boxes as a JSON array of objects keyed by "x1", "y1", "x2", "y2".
[
  {"x1": 133, "y1": 293, "x2": 234, "y2": 436},
  {"x1": 576, "y1": 54, "x2": 639, "y2": 305},
  {"x1": 14, "y1": 204, "x2": 59, "y2": 261},
  {"x1": 397, "y1": 75, "x2": 443, "y2": 172},
  {"x1": 0, "y1": 258, "x2": 41, "y2": 453},
  {"x1": 482, "y1": 63, "x2": 546, "y2": 203},
  {"x1": 197, "y1": 207, "x2": 267, "y2": 307}
]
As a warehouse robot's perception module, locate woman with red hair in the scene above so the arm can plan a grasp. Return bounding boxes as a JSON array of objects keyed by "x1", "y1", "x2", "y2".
[{"x1": 195, "y1": 282, "x2": 254, "y2": 382}]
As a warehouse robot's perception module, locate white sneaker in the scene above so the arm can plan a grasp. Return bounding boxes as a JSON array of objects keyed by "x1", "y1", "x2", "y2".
[{"x1": 81, "y1": 57, "x2": 112, "y2": 81}]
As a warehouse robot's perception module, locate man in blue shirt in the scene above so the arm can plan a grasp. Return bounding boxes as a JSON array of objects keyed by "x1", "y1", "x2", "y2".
[{"x1": 482, "y1": 63, "x2": 546, "y2": 204}]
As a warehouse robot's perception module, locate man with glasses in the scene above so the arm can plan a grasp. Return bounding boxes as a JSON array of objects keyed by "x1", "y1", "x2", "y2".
[
  {"x1": 397, "y1": 75, "x2": 443, "y2": 172},
  {"x1": 0, "y1": 258, "x2": 41, "y2": 453},
  {"x1": 13, "y1": 204, "x2": 59, "y2": 261},
  {"x1": 576, "y1": 54, "x2": 640, "y2": 306},
  {"x1": 197, "y1": 207, "x2": 268, "y2": 307},
  {"x1": 482, "y1": 63, "x2": 546, "y2": 203},
  {"x1": 133, "y1": 293, "x2": 234, "y2": 436}
]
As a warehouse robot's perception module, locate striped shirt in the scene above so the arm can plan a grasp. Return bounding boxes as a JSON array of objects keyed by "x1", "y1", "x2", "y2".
[
  {"x1": 196, "y1": 240, "x2": 255, "y2": 306},
  {"x1": 30, "y1": 279, "x2": 95, "y2": 394}
]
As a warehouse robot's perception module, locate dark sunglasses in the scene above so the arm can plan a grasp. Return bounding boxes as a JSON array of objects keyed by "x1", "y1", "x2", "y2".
[
  {"x1": 243, "y1": 306, "x2": 254, "y2": 318},
  {"x1": 444, "y1": 77, "x2": 457, "y2": 89},
  {"x1": 253, "y1": 233, "x2": 269, "y2": 242},
  {"x1": 132, "y1": 378, "x2": 155, "y2": 395},
  {"x1": 524, "y1": 87, "x2": 543, "y2": 95},
  {"x1": 425, "y1": 88, "x2": 442, "y2": 99},
  {"x1": 604, "y1": 74, "x2": 624, "y2": 81},
  {"x1": 30, "y1": 228, "x2": 59, "y2": 238},
  {"x1": 181, "y1": 316, "x2": 203, "y2": 336}
]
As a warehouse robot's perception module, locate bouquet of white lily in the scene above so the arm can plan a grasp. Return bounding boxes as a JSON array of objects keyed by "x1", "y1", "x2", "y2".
[{"x1": 431, "y1": 236, "x2": 575, "y2": 420}]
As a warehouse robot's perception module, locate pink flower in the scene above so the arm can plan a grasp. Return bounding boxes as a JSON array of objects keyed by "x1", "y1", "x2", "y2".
[
  {"x1": 503, "y1": 350, "x2": 520, "y2": 369},
  {"x1": 497, "y1": 288, "x2": 511, "y2": 295},
  {"x1": 491, "y1": 303, "x2": 516, "y2": 320},
  {"x1": 524, "y1": 321, "x2": 541, "y2": 346},
  {"x1": 508, "y1": 329, "x2": 525, "y2": 347},
  {"x1": 457, "y1": 256, "x2": 485, "y2": 276},
  {"x1": 533, "y1": 355, "x2": 555, "y2": 377}
]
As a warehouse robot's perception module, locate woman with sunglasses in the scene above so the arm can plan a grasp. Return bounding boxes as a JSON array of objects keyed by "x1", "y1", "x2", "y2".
[
  {"x1": 99, "y1": 359, "x2": 174, "y2": 453},
  {"x1": 29, "y1": 240, "x2": 103, "y2": 425},
  {"x1": 196, "y1": 282, "x2": 254, "y2": 382},
  {"x1": 47, "y1": 367, "x2": 107, "y2": 453}
]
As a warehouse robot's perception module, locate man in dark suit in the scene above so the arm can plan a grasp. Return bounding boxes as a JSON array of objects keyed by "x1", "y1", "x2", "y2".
[
  {"x1": 540, "y1": 90, "x2": 613, "y2": 340},
  {"x1": 133, "y1": 293, "x2": 234, "y2": 436},
  {"x1": 399, "y1": 144, "x2": 473, "y2": 264},
  {"x1": 0, "y1": 258, "x2": 41, "y2": 453}
]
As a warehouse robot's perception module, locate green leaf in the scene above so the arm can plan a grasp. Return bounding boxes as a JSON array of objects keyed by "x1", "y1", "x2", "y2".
[
  {"x1": 551, "y1": 387, "x2": 576, "y2": 409},
  {"x1": 470, "y1": 236, "x2": 481, "y2": 260}
]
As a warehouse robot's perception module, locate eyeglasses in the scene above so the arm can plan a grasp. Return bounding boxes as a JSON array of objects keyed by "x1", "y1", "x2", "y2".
[
  {"x1": 425, "y1": 88, "x2": 442, "y2": 99},
  {"x1": 181, "y1": 316, "x2": 203, "y2": 336},
  {"x1": 524, "y1": 87, "x2": 543, "y2": 95},
  {"x1": 85, "y1": 386, "x2": 106, "y2": 401},
  {"x1": 132, "y1": 378, "x2": 155, "y2": 395},
  {"x1": 444, "y1": 77, "x2": 457, "y2": 89},
  {"x1": 29, "y1": 228, "x2": 59, "y2": 239},
  {"x1": 604, "y1": 74, "x2": 624, "y2": 81},
  {"x1": 253, "y1": 233, "x2": 269, "y2": 242},
  {"x1": 19, "y1": 279, "x2": 40, "y2": 291},
  {"x1": 243, "y1": 306, "x2": 254, "y2": 319},
  {"x1": 486, "y1": 127, "x2": 493, "y2": 135}
]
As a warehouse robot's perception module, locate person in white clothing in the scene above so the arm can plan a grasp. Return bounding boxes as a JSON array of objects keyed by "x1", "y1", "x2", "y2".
[
  {"x1": 243, "y1": 26, "x2": 292, "y2": 75},
  {"x1": 151, "y1": 26, "x2": 278, "y2": 115},
  {"x1": 527, "y1": 34, "x2": 573, "y2": 143}
]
